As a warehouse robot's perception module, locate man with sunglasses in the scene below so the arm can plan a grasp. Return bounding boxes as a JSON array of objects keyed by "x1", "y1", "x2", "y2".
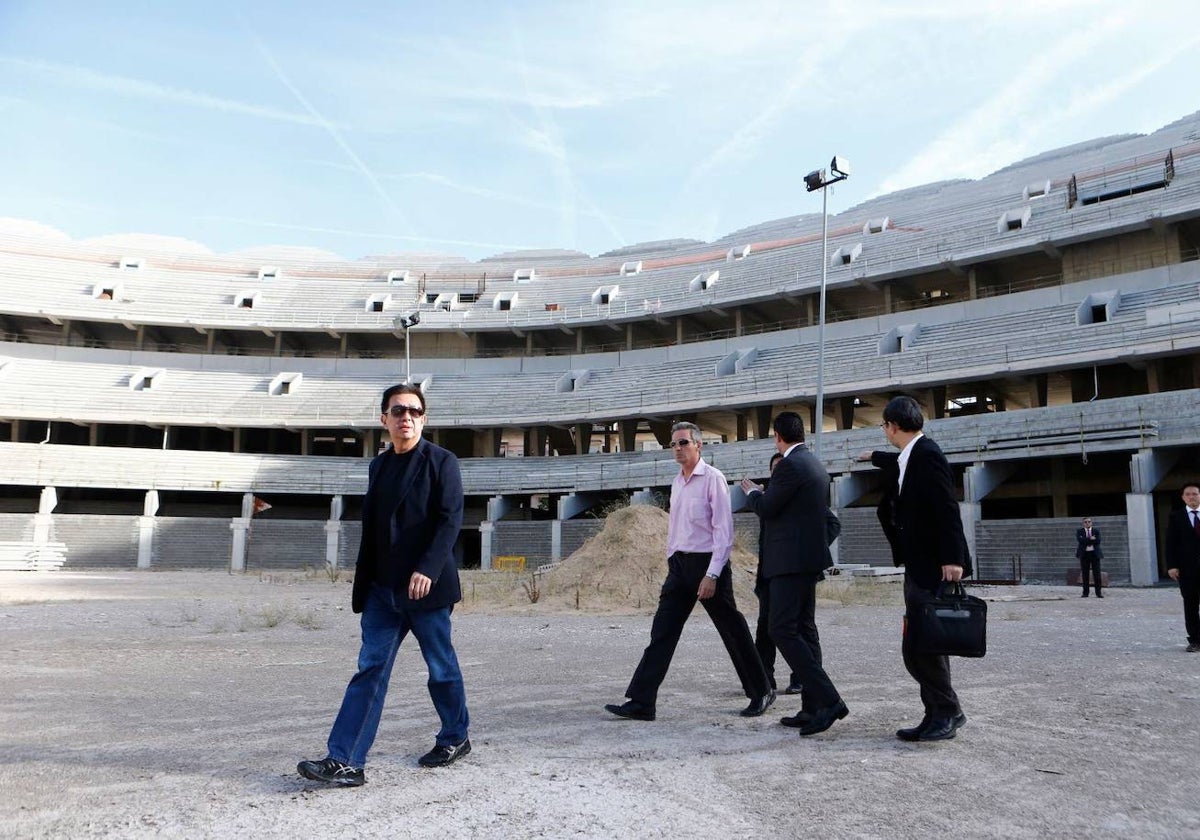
[
  {"x1": 605, "y1": 422, "x2": 773, "y2": 722},
  {"x1": 299, "y1": 383, "x2": 470, "y2": 787}
]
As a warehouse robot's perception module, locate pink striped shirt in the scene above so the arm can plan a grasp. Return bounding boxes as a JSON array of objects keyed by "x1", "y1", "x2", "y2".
[{"x1": 667, "y1": 458, "x2": 733, "y2": 577}]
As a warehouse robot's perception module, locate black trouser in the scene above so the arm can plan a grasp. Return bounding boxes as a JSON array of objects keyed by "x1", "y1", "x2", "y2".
[
  {"x1": 1080, "y1": 554, "x2": 1103, "y2": 595},
  {"x1": 754, "y1": 575, "x2": 801, "y2": 691},
  {"x1": 766, "y1": 573, "x2": 839, "y2": 711},
  {"x1": 902, "y1": 575, "x2": 961, "y2": 719},
  {"x1": 1180, "y1": 576, "x2": 1200, "y2": 644},
  {"x1": 626, "y1": 552, "x2": 769, "y2": 706}
]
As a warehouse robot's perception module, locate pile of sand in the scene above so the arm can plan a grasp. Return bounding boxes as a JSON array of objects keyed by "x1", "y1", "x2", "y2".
[{"x1": 537, "y1": 505, "x2": 760, "y2": 612}]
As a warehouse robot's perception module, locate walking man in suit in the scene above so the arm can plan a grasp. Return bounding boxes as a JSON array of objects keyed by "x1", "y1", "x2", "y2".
[
  {"x1": 741, "y1": 411, "x2": 847, "y2": 737},
  {"x1": 1076, "y1": 517, "x2": 1104, "y2": 598},
  {"x1": 860, "y1": 396, "x2": 972, "y2": 742},
  {"x1": 1165, "y1": 482, "x2": 1200, "y2": 652},
  {"x1": 606, "y1": 421, "x2": 774, "y2": 721},
  {"x1": 752, "y1": 452, "x2": 803, "y2": 695},
  {"x1": 299, "y1": 383, "x2": 470, "y2": 786}
]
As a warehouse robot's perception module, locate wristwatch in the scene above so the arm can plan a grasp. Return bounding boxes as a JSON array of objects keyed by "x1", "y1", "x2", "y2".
[{"x1": 704, "y1": 572, "x2": 719, "y2": 580}]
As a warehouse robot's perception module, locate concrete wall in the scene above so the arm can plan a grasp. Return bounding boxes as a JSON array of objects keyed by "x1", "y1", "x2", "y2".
[{"x1": 974, "y1": 515, "x2": 1129, "y2": 584}]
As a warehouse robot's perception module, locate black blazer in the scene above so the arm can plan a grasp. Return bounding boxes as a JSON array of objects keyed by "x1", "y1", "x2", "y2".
[
  {"x1": 1075, "y1": 527, "x2": 1102, "y2": 561},
  {"x1": 872, "y1": 435, "x2": 972, "y2": 590},
  {"x1": 352, "y1": 437, "x2": 464, "y2": 613},
  {"x1": 1165, "y1": 508, "x2": 1200, "y2": 581},
  {"x1": 746, "y1": 444, "x2": 834, "y2": 579}
]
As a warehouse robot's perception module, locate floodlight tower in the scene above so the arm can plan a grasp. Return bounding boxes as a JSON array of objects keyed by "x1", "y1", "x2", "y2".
[
  {"x1": 396, "y1": 311, "x2": 420, "y2": 384},
  {"x1": 803, "y1": 156, "x2": 850, "y2": 458}
]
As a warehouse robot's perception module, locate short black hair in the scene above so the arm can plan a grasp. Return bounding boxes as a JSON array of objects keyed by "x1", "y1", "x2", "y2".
[
  {"x1": 882, "y1": 396, "x2": 924, "y2": 433},
  {"x1": 380, "y1": 383, "x2": 426, "y2": 414},
  {"x1": 772, "y1": 411, "x2": 805, "y2": 444},
  {"x1": 1182, "y1": 482, "x2": 1200, "y2": 494},
  {"x1": 769, "y1": 452, "x2": 783, "y2": 467}
]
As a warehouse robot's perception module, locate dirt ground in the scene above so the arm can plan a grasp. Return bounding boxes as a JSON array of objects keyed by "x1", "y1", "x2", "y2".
[{"x1": 1, "y1": 569, "x2": 1198, "y2": 840}]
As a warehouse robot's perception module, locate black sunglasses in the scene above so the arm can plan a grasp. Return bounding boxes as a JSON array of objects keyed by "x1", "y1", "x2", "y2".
[
  {"x1": 387, "y1": 404, "x2": 425, "y2": 418},
  {"x1": 668, "y1": 439, "x2": 695, "y2": 449}
]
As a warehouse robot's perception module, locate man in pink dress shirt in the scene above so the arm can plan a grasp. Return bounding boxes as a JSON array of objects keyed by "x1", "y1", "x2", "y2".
[{"x1": 605, "y1": 422, "x2": 774, "y2": 721}]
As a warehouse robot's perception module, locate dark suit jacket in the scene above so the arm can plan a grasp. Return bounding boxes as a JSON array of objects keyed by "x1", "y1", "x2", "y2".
[
  {"x1": 872, "y1": 435, "x2": 972, "y2": 590},
  {"x1": 1075, "y1": 527, "x2": 1102, "y2": 561},
  {"x1": 352, "y1": 437, "x2": 464, "y2": 613},
  {"x1": 1165, "y1": 508, "x2": 1200, "y2": 581},
  {"x1": 746, "y1": 444, "x2": 834, "y2": 579}
]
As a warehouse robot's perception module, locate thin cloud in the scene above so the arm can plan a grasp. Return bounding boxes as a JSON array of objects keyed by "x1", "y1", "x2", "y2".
[
  {"x1": 0, "y1": 55, "x2": 325, "y2": 127},
  {"x1": 235, "y1": 16, "x2": 417, "y2": 235},
  {"x1": 197, "y1": 215, "x2": 539, "y2": 253},
  {"x1": 876, "y1": 15, "x2": 1130, "y2": 194}
]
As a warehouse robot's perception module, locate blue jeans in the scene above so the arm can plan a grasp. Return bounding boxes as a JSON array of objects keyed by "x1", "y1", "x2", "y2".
[{"x1": 326, "y1": 585, "x2": 469, "y2": 767}]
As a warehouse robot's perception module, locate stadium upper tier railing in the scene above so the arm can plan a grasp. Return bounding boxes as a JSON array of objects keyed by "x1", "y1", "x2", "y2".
[
  {"x1": 1, "y1": 261, "x2": 1199, "y2": 429},
  {"x1": 2, "y1": 121, "x2": 1199, "y2": 337},
  {"x1": 0, "y1": 389, "x2": 1181, "y2": 497}
]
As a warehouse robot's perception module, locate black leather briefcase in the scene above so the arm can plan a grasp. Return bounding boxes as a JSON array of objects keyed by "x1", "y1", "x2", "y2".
[{"x1": 906, "y1": 582, "x2": 987, "y2": 658}]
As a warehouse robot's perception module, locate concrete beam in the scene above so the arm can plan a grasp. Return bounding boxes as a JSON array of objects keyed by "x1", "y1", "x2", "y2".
[
  {"x1": 1125, "y1": 493, "x2": 1159, "y2": 586},
  {"x1": 487, "y1": 495, "x2": 515, "y2": 522},
  {"x1": 558, "y1": 492, "x2": 601, "y2": 520},
  {"x1": 1129, "y1": 448, "x2": 1180, "y2": 494},
  {"x1": 963, "y1": 461, "x2": 1017, "y2": 503}
]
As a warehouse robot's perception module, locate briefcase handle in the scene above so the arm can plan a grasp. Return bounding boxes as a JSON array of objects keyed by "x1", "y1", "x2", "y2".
[{"x1": 934, "y1": 581, "x2": 968, "y2": 600}]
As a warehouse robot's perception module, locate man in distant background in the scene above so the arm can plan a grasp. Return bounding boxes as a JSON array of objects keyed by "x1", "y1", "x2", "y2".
[{"x1": 1075, "y1": 517, "x2": 1103, "y2": 598}]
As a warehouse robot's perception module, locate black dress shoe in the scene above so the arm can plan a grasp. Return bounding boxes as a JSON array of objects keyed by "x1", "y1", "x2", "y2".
[
  {"x1": 917, "y1": 712, "x2": 967, "y2": 742},
  {"x1": 798, "y1": 701, "x2": 849, "y2": 736},
  {"x1": 1096, "y1": 592, "x2": 1103, "y2": 598},
  {"x1": 605, "y1": 700, "x2": 656, "y2": 721},
  {"x1": 740, "y1": 690, "x2": 776, "y2": 717},
  {"x1": 896, "y1": 716, "x2": 932, "y2": 742},
  {"x1": 780, "y1": 710, "x2": 814, "y2": 728},
  {"x1": 1081, "y1": 592, "x2": 1089, "y2": 598},
  {"x1": 784, "y1": 680, "x2": 804, "y2": 695}
]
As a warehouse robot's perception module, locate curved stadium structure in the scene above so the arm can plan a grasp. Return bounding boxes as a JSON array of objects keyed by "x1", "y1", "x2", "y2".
[{"x1": 3, "y1": 112, "x2": 1200, "y2": 584}]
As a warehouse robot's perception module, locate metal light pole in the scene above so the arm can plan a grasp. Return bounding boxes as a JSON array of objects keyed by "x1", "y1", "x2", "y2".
[
  {"x1": 397, "y1": 311, "x2": 420, "y2": 383},
  {"x1": 804, "y1": 157, "x2": 850, "y2": 458}
]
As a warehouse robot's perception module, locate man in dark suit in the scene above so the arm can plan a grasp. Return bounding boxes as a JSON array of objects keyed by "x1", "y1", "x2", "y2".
[
  {"x1": 299, "y1": 383, "x2": 470, "y2": 787},
  {"x1": 1076, "y1": 517, "x2": 1104, "y2": 598},
  {"x1": 741, "y1": 411, "x2": 847, "y2": 737},
  {"x1": 1165, "y1": 482, "x2": 1200, "y2": 653},
  {"x1": 861, "y1": 396, "x2": 972, "y2": 742},
  {"x1": 752, "y1": 452, "x2": 802, "y2": 695}
]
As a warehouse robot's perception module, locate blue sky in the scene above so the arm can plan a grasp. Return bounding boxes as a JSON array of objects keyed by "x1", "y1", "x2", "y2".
[{"x1": 1, "y1": 1, "x2": 1197, "y2": 262}]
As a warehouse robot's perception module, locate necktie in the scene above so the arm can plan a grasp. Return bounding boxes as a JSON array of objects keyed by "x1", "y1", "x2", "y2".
[{"x1": 1192, "y1": 511, "x2": 1200, "y2": 537}]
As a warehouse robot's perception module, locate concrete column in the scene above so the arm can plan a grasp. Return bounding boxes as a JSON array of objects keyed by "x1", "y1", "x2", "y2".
[
  {"x1": 229, "y1": 519, "x2": 250, "y2": 573},
  {"x1": 487, "y1": 495, "x2": 514, "y2": 522},
  {"x1": 960, "y1": 501, "x2": 980, "y2": 571},
  {"x1": 551, "y1": 519, "x2": 562, "y2": 563},
  {"x1": 630, "y1": 488, "x2": 656, "y2": 506},
  {"x1": 479, "y1": 521, "x2": 495, "y2": 570},
  {"x1": 325, "y1": 495, "x2": 343, "y2": 570},
  {"x1": 1125, "y1": 492, "x2": 1159, "y2": 586},
  {"x1": 676, "y1": 317, "x2": 685, "y2": 345},
  {"x1": 626, "y1": 322, "x2": 634, "y2": 350},
  {"x1": 754, "y1": 405, "x2": 773, "y2": 439},
  {"x1": 206, "y1": 330, "x2": 216, "y2": 353},
  {"x1": 38, "y1": 486, "x2": 58, "y2": 514},
  {"x1": 89, "y1": 424, "x2": 99, "y2": 446},
  {"x1": 137, "y1": 490, "x2": 159, "y2": 569},
  {"x1": 618, "y1": 420, "x2": 638, "y2": 454},
  {"x1": 734, "y1": 309, "x2": 744, "y2": 337},
  {"x1": 576, "y1": 328, "x2": 584, "y2": 353},
  {"x1": 736, "y1": 413, "x2": 749, "y2": 441},
  {"x1": 574, "y1": 423, "x2": 592, "y2": 455},
  {"x1": 301, "y1": 429, "x2": 311, "y2": 456},
  {"x1": 233, "y1": 427, "x2": 242, "y2": 454},
  {"x1": 1050, "y1": 459, "x2": 1068, "y2": 517}
]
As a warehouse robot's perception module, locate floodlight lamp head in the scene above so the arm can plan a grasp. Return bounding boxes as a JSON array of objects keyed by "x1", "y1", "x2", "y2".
[
  {"x1": 830, "y1": 156, "x2": 850, "y2": 178},
  {"x1": 804, "y1": 169, "x2": 826, "y2": 192},
  {"x1": 399, "y1": 311, "x2": 420, "y2": 329}
]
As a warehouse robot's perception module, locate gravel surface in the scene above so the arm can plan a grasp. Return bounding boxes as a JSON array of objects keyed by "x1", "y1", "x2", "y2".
[{"x1": 1, "y1": 571, "x2": 1197, "y2": 839}]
